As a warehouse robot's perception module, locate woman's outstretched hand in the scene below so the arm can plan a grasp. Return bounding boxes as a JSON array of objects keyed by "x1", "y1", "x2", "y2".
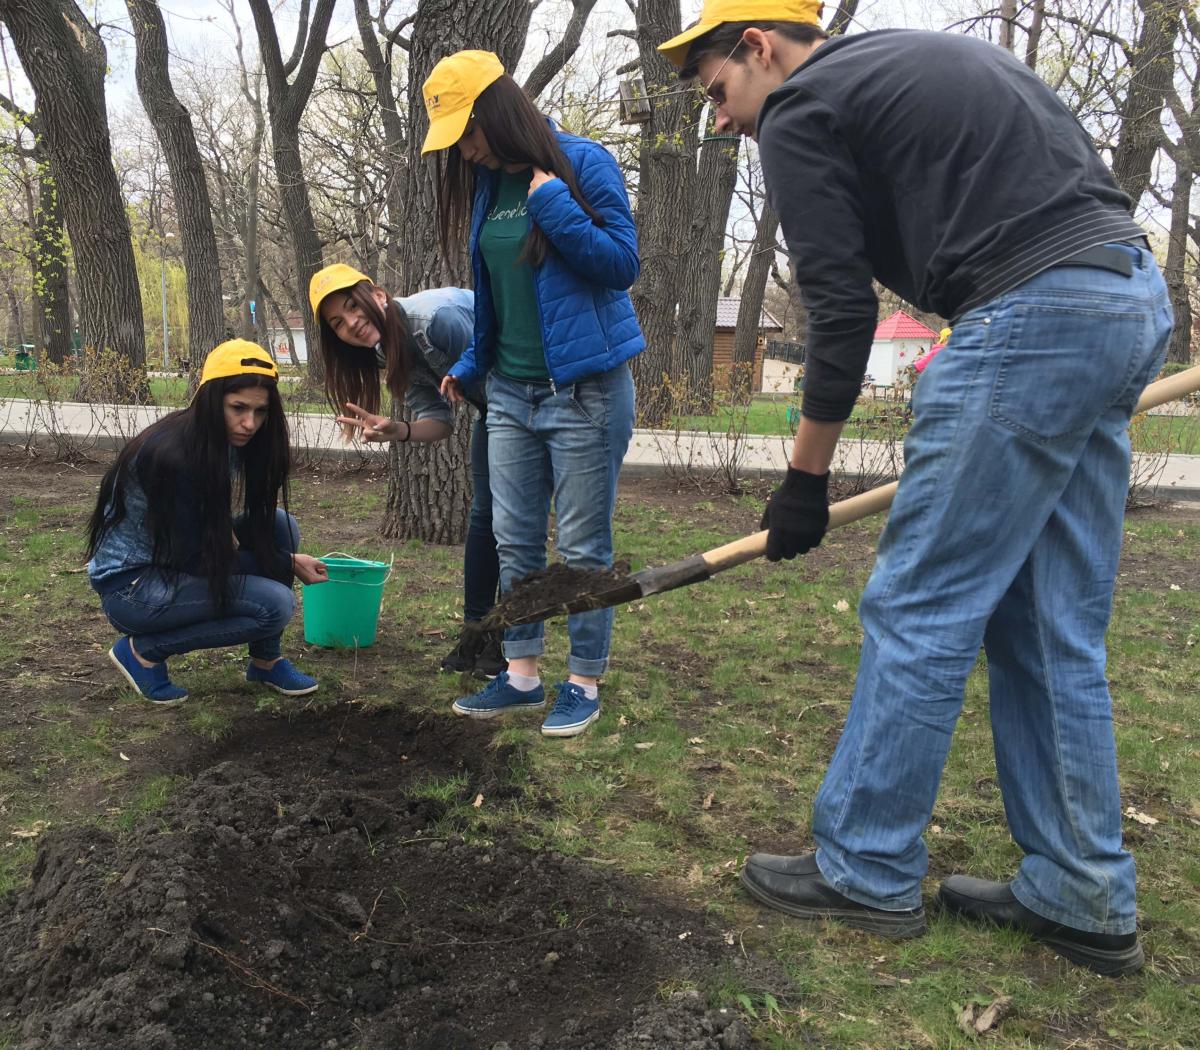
[
  {"x1": 292, "y1": 554, "x2": 329, "y2": 585},
  {"x1": 336, "y1": 402, "x2": 397, "y2": 442},
  {"x1": 439, "y1": 375, "x2": 465, "y2": 404},
  {"x1": 529, "y1": 167, "x2": 558, "y2": 195}
]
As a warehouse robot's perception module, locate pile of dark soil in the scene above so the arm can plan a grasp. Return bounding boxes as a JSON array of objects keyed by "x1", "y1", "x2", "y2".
[{"x1": 0, "y1": 707, "x2": 753, "y2": 1050}]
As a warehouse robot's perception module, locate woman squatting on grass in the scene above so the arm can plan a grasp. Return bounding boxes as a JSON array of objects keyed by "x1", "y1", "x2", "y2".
[
  {"x1": 87, "y1": 341, "x2": 327, "y2": 705},
  {"x1": 423, "y1": 50, "x2": 644, "y2": 738},
  {"x1": 308, "y1": 264, "x2": 505, "y2": 680}
]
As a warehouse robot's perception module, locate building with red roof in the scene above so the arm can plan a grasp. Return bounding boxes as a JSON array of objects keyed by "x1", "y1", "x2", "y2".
[{"x1": 866, "y1": 310, "x2": 939, "y2": 388}]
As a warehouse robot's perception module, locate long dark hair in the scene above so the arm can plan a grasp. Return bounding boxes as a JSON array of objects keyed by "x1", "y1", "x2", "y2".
[
  {"x1": 318, "y1": 281, "x2": 412, "y2": 416},
  {"x1": 435, "y1": 74, "x2": 604, "y2": 268},
  {"x1": 86, "y1": 374, "x2": 290, "y2": 607}
]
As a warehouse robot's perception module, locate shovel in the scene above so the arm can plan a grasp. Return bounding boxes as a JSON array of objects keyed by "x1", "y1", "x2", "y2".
[{"x1": 484, "y1": 364, "x2": 1200, "y2": 629}]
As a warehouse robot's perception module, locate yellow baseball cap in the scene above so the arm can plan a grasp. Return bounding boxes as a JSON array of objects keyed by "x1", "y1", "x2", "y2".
[
  {"x1": 199, "y1": 339, "x2": 278, "y2": 387},
  {"x1": 309, "y1": 262, "x2": 372, "y2": 321},
  {"x1": 657, "y1": 1, "x2": 825, "y2": 68},
  {"x1": 420, "y1": 50, "x2": 505, "y2": 154}
]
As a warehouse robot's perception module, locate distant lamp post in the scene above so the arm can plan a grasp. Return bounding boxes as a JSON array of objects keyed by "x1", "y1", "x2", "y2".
[{"x1": 160, "y1": 231, "x2": 175, "y2": 369}]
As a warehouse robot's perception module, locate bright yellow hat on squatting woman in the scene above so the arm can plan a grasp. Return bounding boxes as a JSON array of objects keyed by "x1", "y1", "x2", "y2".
[
  {"x1": 658, "y1": 1, "x2": 825, "y2": 68},
  {"x1": 420, "y1": 50, "x2": 505, "y2": 154},
  {"x1": 199, "y1": 339, "x2": 278, "y2": 388},
  {"x1": 309, "y1": 262, "x2": 371, "y2": 322}
]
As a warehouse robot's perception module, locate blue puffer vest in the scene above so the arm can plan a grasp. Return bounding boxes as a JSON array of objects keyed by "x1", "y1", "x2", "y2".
[{"x1": 447, "y1": 129, "x2": 645, "y2": 389}]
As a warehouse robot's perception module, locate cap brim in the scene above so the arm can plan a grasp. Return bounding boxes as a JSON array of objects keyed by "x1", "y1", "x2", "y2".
[
  {"x1": 421, "y1": 106, "x2": 472, "y2": 155},
  {"x1": 656, "y1": 20, "x2": 718, "y2": 68}
]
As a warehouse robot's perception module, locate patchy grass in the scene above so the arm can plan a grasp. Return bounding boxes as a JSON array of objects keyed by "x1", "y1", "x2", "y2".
[{"x1": 0, "y1": 453, "x2": 1197, "y2": 1048}]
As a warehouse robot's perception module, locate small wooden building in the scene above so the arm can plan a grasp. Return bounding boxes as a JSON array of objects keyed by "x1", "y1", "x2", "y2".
[{"x1": 713, "y1": 297, "x2": 782, "y2": 392}]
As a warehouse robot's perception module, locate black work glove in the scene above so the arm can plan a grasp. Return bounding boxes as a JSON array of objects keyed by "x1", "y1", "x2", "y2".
[{"x1": 760, "y1": 467, "x2": 830, "y2": 561}]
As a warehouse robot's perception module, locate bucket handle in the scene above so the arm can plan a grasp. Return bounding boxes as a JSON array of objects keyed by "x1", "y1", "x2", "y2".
[{"x1": 316, "y1": 550, "x2": 395, "y2": 586}]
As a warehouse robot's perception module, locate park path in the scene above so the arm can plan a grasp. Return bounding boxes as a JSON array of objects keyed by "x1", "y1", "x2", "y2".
[{"x1": 3, "y1": 395, "x2": 1199, "y2": 498}]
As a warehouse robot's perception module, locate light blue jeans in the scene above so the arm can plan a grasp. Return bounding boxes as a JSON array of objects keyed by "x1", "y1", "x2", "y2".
[
  {"x1": 485, "y1": 364, "x2": 635, "y2": 677},
  {"x1": 100, "y1": 510, "x2": 299, "y2": 663},
  {"x1": 813, "y1": 244, "x2": 1173, "y2": 934}
]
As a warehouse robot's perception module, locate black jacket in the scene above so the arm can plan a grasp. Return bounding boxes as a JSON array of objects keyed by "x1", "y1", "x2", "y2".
[{"x1": 758, "y1": 29, "x2": 1146, "y2": 421}]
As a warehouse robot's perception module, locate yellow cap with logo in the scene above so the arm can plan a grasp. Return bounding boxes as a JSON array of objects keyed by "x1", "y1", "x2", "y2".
[
  {"x1": 420, "y1": 50, "x2": 505, "y2": 154},
  {"x1": 657, "y1": 1, "x2": 825, "y2": 68},
  {"x1": 309, "y1": 262, "x2": 372, "y2": 321},
  {"x1": 199, "y1": 340, "x2": 278, "y2": 387}
]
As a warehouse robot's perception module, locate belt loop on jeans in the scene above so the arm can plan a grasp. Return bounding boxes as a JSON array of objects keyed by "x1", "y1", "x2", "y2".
[{"x1": 1057, "y1": 244, "x2": 1134, "y2": 278}]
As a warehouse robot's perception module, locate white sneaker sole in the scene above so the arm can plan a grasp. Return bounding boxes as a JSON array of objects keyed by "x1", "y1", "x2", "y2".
[
  {"x1": 540, "y1": 710, "x2": 600, "y2": 737},
  {"x1": 452, "y1": 699, "x2": 546, "y2": 719},
  {"x1": 254, "y1": 679, "x2": 319, "y2": 697}
]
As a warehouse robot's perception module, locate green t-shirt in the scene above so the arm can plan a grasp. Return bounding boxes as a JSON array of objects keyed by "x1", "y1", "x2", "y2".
[{"x1": 479, "y1": 168, "x2": 549, "y2": 382}]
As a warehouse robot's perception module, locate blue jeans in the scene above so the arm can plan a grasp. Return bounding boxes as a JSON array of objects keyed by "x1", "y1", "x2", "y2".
[
  {"x1": 464, "y1": 411, "x2": 501, "y2": 622},
  {"x1": 485, "y1": 364, "x2": 635, "y2": 676},
  {"x1": 813, "y1": 244, "x2": 1172, "y2": 934},
  {"x1": 100, "y1": 510, "x2": 300, "y2": 663}
]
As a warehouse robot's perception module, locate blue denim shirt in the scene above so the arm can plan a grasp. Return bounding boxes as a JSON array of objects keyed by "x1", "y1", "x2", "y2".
[
  {"x1": 87, "y1": 464, "x2": 157, "y2": 591},
  {"x1": 88, "y1": 445, "x2": 248, "y2": 594},
  {"x1": 375, "y1": 288, "x2": 479, "y2": 423}
]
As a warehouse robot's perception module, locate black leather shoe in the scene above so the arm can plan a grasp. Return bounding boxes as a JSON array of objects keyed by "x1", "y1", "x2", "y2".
[
  {"x1": 440, "y1": 627, "x2": 483, "y2": 673},
  {"x1": 741, "y1": 852, "x2": 926, "y2": 940},
  {"x1": 473, "y1": 630, "x2": 506, "y2": 679},
  {"x1": 938, "y1": 876, "x2": 1143, "y2": 976}
]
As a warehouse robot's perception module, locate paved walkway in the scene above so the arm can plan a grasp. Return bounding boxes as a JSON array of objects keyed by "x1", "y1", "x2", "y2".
[{"x1": 3, "y1": 395, "x2": 1200, "y2": 498}]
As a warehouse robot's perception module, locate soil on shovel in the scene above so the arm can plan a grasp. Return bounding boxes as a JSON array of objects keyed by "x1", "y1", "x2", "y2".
[
  {"x1": 0, "y1": 706, "x2": 756, "y2": 1050},
  {"x1": 483, "y1": 561, "x2": 634, "y2": 630}
]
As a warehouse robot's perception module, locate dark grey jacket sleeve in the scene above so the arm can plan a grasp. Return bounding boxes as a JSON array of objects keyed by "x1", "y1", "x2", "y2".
[{"x1": 758, "y1": 86, "x2": 878, "y2": 422}]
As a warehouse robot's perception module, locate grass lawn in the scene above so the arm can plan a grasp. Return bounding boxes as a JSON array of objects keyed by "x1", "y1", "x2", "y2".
[{"x1": 0, "y1": 453, "x2": 1198, "y2": 1047}]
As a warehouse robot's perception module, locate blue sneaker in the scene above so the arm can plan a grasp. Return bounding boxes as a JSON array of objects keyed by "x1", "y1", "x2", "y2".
[
  {"x1": 246, "y1": 658, "x2": 318, "y2": 696},
  {"x1": 541, "y1": 682, "x2": 600, "y2": 738},
  {"x1": 108, "y1": 637, "x2": 188, "y2": 706},
  {"x1": 452, "y1": 672, "x2": 545, "y2": 719}
]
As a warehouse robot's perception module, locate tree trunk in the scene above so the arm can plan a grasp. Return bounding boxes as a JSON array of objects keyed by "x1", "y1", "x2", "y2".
[
  {"x1": 34, "y1": 158, "x2": 71, "y2": 363},
  {"x1": 522, "y1": 0, "x2": 600, "y2": 100},
  {"x1": 126, "y1": 0, "x2": 225, "y2": 368},
  {"x1": 998, "y1": 0, "x2": 1019, "y2": 51},
  {"x1": 0, "y1": 0, "x2": 146, "y2": 387},
  {"x1": 1165, "y1": 152, "x2": 1194, "y2": 364},
  {"x1": 674, "y1": 122, "x2": 739, "y2": 413},
  {"x1": 630, "y1": 0, "x2": 704, "y2": 426},
  {"x1": 381, "y1": 0, "x2": 532, "y2": 544},
  {"x1": 248, "y1": 0, "x2": 337, "y2": 388},
  {"x1": 731, "y1": 205, "x2": 780, "y2": 402},
  {"x1": 0, "y1": 93, "x2": 73, "y2": 366},
  {"x1": 1111, "y1": 0, "x2": 1186, "y2": 207},
  {"x1": 6, "y1": 286, "x2": 25, "y2": 351},
  {"x1": 263, "y1": 283, "x2": 302, "y2": 370},
  {"x1": 352, "y1": 0, "x2": 409, "y2": 290},
  {"x1": 1025, "y1": 0, "x2": 1046, "y2": 70},
  {"x1": 826, "y1": 1, "x2": 861, "y2": 37}
]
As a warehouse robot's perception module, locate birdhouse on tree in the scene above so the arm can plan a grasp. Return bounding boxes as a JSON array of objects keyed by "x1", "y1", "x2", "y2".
[{"x1": 618, "y1": 77, "x2": 651, "y2": 124}]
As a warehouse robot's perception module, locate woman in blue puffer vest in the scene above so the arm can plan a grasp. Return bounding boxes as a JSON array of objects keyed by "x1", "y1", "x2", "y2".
[{"x1": 425, "y1": 50, "x2": 644, "y2": 739}]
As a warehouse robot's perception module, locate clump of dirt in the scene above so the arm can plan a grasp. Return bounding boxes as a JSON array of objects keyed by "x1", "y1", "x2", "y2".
[
  {"x1": 0, "y1": 706, "x2": 753, "y2": 1050},
  {"x1": 483, "y1": 560, "x2": 634, "y2": 630}
]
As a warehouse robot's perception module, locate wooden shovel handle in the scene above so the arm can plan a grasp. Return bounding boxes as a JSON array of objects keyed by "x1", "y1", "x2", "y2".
[{"x1": 700, "y1": 363, "x2": 1200, "y2": 575}]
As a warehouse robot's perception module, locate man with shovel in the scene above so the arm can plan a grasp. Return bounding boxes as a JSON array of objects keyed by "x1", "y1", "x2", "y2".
[{"x1": 659, "y1": 2, "x2": 1173, "y2": 975}]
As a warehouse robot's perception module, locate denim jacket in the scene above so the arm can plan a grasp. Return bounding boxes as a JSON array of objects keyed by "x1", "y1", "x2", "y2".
[
  {"x1": 87, "y1": 464, "x2": 158, "y2": 592},
  {"x1": 373, "y1": 288, "x2": 480, "y2": 422}
]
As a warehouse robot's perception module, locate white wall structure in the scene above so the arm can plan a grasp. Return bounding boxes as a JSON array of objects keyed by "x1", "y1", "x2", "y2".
[{"x1": 865, "y1": 311, "x2": 938, "y2": 388}]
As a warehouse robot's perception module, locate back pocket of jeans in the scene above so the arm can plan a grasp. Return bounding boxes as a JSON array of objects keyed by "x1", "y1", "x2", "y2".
[{"x1": 988, "y1": 303, "x2": 1145, "y2": 442}]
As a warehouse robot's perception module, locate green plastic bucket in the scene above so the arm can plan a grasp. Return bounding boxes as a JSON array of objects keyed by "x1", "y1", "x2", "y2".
[{"x1": 302, "y1": 553, "x2": 391, "y2": 648}]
